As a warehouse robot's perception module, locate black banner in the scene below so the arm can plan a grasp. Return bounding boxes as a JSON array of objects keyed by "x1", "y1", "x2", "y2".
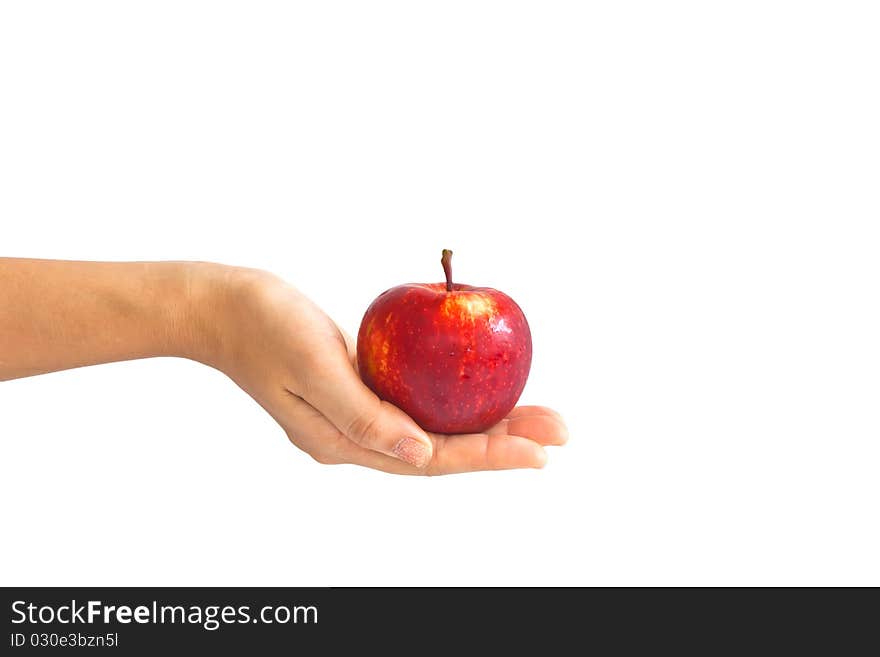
[{"x1": 1, "y1": 587, "x2": 874, "y2": 652}]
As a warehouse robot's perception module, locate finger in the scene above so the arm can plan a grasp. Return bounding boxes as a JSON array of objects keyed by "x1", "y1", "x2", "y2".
[
  {"x1": 506, "y1": 405, "x2": 565, "y2": 421},
  {"x1": 336, "y1": 325, "x2": 357, "y2": 365},
  {"x1": 260, "y1": 388, "x2": 355, "y2": 464},
  {"x1": 270, "y1": 390, "x2": 418, "y2": 470},
  {"x1": 425, "y1": 433, "x2": 547, "y2": 475},
  {"x1": 322, "y1": 432, "x2": 548, "y2": 476},
  {"x1": 273, "y1": 391, "x2": 548, "y2": 475},
  {"x1": 487, "y1": 414, "x2": 569, "y2": 446},
  {"x1": 295, "y1": 350, "x2": 433, "y2": 469}
]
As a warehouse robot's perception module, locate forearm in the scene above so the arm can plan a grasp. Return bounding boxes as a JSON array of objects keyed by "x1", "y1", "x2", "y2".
[{"x1": 0, "y1": 259, "x2": 220, "y2": 381}]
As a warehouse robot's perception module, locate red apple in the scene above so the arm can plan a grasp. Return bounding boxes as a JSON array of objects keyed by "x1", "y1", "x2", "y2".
[{"x1": 357, "y1": 249, "x2": 532, "y2": 434}]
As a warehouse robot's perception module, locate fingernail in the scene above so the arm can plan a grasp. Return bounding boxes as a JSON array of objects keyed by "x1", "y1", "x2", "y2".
[{"x1": 392, "y1": 437, "x2": 431, "y2": 468}]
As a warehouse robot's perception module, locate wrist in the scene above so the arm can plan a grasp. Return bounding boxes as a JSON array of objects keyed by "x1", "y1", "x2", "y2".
[
  {"x1": 171, "y1": 262, "x2": 231, "y2": 366},
  {"x1": 174, "y1": 262, "x2": 270, "y2": 370}
]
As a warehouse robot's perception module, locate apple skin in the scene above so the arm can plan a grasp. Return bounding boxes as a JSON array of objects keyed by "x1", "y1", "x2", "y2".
[{"x1": 357, "y1": 281, "x2": 532, "y2": 434}]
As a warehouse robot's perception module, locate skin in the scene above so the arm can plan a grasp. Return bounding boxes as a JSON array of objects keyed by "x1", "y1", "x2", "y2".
[{"x1": 0, "y1": 258, "x2": 568, "y2": 475}]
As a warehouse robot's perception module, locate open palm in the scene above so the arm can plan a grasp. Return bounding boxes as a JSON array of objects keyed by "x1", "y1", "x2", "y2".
[{"x1": 215, "y1": 270, "x2": 568, "y2": 475}]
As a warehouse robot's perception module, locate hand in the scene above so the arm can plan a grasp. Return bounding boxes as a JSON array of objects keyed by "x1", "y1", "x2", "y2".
[{"x1": 192, "y1": 266, "x2": 568, "y2": 475}]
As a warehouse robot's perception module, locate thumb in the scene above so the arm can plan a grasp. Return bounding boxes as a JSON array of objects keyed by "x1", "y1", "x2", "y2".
[{"x1": 300, "y1": 352, "x2": 434, "y2": 468}]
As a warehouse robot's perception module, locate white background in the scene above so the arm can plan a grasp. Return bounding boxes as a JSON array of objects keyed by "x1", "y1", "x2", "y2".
[{"x1": 1, "y1": 2, "x2": 878, "y2": 586}]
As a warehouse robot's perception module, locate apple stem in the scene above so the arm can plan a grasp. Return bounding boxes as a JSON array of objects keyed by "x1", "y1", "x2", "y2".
[{"x1": 441, "y1": 249, "x2": 454, "y2": 292}]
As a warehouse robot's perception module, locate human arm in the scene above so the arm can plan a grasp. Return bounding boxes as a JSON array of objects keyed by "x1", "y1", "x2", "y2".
[{"x1": 0, "y1": 259, "x2": 567, "y2": 474}]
